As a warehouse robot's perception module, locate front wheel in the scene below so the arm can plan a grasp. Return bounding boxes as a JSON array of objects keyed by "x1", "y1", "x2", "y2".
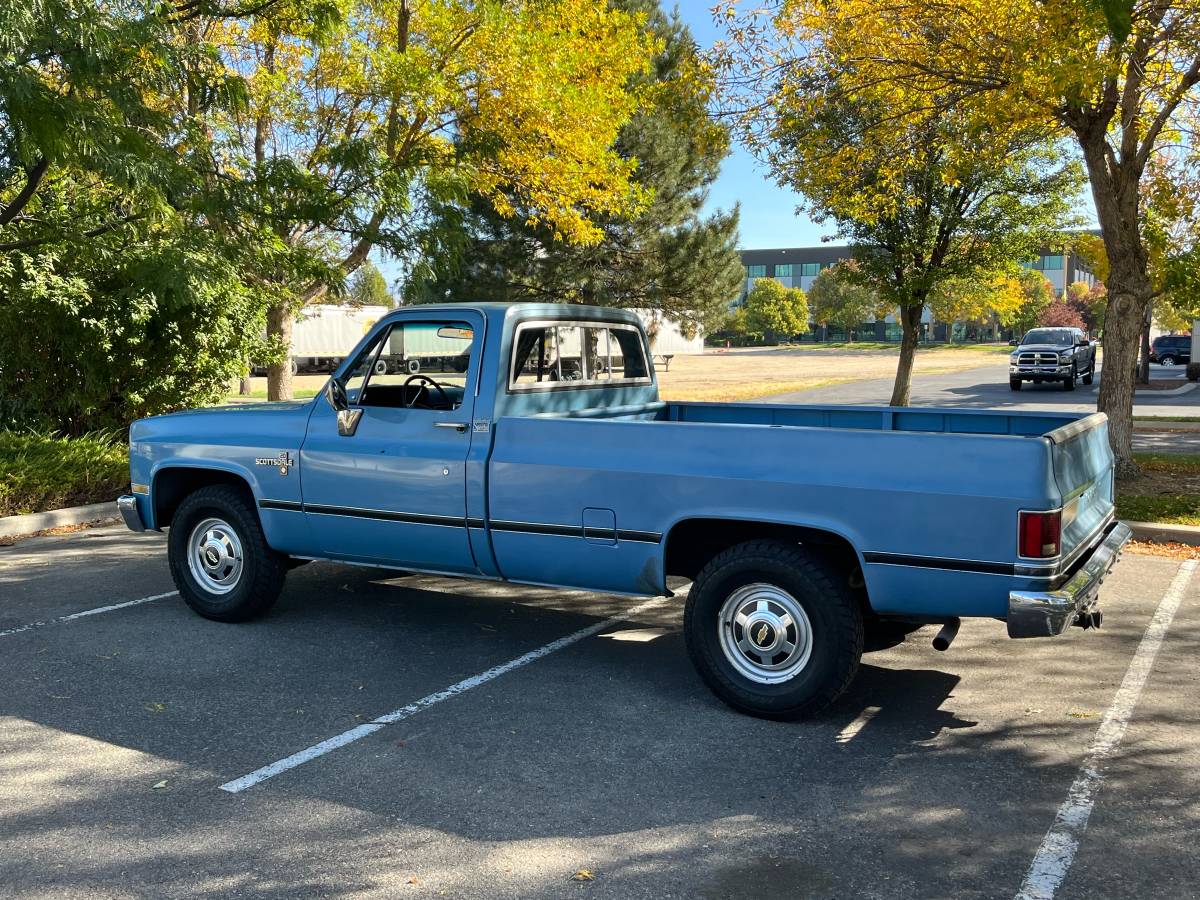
[
  {"x1": 1009, "y1": 378, "x2": 1022, "y2": 391},
  {"x1": 1160, "y1": 355, "x2": 1178, "y2": 368},
  {"x1": 684, "y1": 540, "x2": 863, "y2": 720},
  {"x1": 1082, "y1": 365, "x2": 1094, "y2": 385},
  {"x1": 168, "y1": 485, "x2": 288, "y2": 622},
  {"x1": 1063, "y1": 364, "x2": 1077, "y2": 391}
]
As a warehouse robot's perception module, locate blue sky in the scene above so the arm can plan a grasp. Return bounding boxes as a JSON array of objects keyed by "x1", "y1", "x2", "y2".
[{"x1": 675, "y1": 5, "x2": 832, "y2": 249}]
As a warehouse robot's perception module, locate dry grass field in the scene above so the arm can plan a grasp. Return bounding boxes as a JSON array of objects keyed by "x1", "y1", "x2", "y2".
[
  {"x1": 228, "y1": 344, "x2": 1008, "y2": 404},
  {"x1": 655, "y1": 345, "x2": 1006, "y2": 403}
]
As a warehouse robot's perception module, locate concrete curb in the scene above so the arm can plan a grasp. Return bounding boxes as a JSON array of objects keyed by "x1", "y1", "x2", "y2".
[
  {"x1": 1126, "y1": 520, "x2": 1200, "y2": 547},
  {"x1": 1134, "y1": 420, "x2": 1200, "y2": 431},
  {"x1": 0, "y1": 501, "x2": 120, "y2": 539}
]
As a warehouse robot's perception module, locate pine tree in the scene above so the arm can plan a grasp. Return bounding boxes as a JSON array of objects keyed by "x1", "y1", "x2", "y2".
[{"x1": 406, "y1": 0, "x2": 743, "y2": 336}]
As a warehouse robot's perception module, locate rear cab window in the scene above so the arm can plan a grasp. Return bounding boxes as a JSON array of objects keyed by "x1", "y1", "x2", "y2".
[{"x1": 509, "y1": 320, "x2": 650, "y2": 391}]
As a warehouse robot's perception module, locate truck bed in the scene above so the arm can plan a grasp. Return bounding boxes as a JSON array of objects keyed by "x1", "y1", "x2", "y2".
[{"x1": 487, "y1": 401, "x2": 1114, "y2": 616}]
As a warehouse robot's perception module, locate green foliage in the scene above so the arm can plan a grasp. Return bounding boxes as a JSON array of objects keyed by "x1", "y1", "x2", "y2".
[
  {"x1": 349, "y1": 263, "x2": 392, "y2": 307},
  {"x1": 0, "y1": 194, "x2": 271, "y2": 434},
  {"x1": 743, "y1": 277, "x2": 808, "y2": 339},
  {"x1": 807, "y1": 262, "x2": 881, "y2": 338},
  {"x1": 405, "y1": 1, "x2": 743, "y2": 335},
  {"x1": 0, "y1": 430, "x2": 128, "y2": 517}
]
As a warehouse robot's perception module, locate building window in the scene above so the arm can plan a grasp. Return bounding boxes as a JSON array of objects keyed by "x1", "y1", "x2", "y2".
[
  {"x1": 1041, "y1": 255, "x2": 1064, "y2": 270},
  {"x1": 746, "y1": 264, "x2": 766, "y2": 278},
  {"x1": 801, "y1": 263, "x2": 821, "y2": 276},
  {"x1": 774, "y1": 264, "x2": 793, "y2": 277}
]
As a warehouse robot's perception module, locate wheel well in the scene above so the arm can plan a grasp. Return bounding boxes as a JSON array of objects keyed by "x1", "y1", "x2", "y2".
[
  {"x1": 153, "y1": 468, "x2": 254, "y2": 528},
  {"x1": 664, "y1": 517, "x2": 864, "y2": 596}
]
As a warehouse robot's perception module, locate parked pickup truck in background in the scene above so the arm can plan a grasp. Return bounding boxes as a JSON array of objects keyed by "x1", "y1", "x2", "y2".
[
  {"x1": 118, "y1": 303, "x2": 1129, "y2": 719},
  {"x1": 1009, "y1": 327, "x2": 1097, "y2": 391}
]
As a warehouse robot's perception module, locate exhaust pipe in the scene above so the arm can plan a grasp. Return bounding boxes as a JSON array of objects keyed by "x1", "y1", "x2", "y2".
[{"x1": 932, "y1": 618, "x2": 961, "y2": 651}]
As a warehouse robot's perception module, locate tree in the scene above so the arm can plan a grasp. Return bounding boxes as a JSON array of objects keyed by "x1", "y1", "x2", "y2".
[
  {"x1": 716, "y1": 26, "x2": 1080, "y2": 403},
  {"x1": 197, "y1": 0, "x2": 659, "y2": 400},
  {"x1": 405, "y1": 1, "x2": 743, "y2": 337},
  {"x1": 1001, "y1": 269, "x2": 1058, "y2": 337},
  {"x1": 349, "y1": 263, "x2": 392, "y2": 308},
  {"x1": 737, "y1": 0, "x2": 1200, "y2": 472},
  {"x1": 807, "y1": 261, "x2": 881, "y2": 341},
  {"x1": 1041, "y1": 300, "x2": 1087, "y2": 329},
  {"x1": 742, "y1": 277, "x2": 807, "y2": 340},
  {"x1": 1066, "y1": 281, "x2": 1108, "y2": 333}
]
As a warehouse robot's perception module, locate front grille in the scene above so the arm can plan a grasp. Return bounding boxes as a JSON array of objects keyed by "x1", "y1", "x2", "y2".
[{"x1": 1018, "y1": 352, "x2": 1061, "y2": 365}]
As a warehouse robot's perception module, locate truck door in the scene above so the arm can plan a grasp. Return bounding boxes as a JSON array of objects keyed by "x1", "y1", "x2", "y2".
[{"x1": 299, "y1": 312, "x2": 482, "y2": 573}]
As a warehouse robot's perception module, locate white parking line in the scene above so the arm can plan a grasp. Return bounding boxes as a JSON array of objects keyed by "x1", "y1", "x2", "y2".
[
  {"x1": 1015, "y1": 558, "x2": 1197, "y2": 900},
  {"x1": 220, "y1": 596, "x2": 671, "y2": 793},
  {"x1": 0, "y1": 590, "x2": 179, "y2": 638}
]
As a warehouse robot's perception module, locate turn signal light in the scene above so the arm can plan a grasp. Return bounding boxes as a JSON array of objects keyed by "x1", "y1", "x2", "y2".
[{"x1": 1019, "y1": 510, "x2": 1062, "y2": 559}]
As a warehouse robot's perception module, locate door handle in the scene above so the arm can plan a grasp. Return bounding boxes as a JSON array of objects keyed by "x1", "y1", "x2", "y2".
[{"x1": 434, "y1": 422, "x2": 468, "y2": 433}]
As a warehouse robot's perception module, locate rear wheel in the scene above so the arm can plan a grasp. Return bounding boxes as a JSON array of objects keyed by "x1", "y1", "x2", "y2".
[
  {"x1": 168, "y1": 485, "x2": 287, "y2": 622},
  {"x1": 684, "y1": 540, "x2": 863, "y2": 720},
  {"x1": 1160, "y1": 354, "x2": 1178, "y2": 367},
  {"x1": 1009, "y1": 378, "x2": 1022, "y2": 391}
]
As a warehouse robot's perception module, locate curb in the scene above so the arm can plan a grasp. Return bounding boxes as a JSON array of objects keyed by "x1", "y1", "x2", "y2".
[
  {"x1": 1136, "y1": 381, "x2": 1196, "y2": 397},
  {"x1": 1125, "y1": 520, "x2": 1200, "y2": 547},
  {"x1": 1134, "y1": 420, "x2": 1200, "y2": 432},
  {"x1": 0, "y1": 501, "x2": 120, "y2": 540}
]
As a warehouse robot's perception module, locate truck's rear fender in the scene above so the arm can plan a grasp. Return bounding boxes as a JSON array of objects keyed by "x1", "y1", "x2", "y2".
[
  {"x1": 664, "y1": 516, "x2": 867, "y2": 609},
  {"x1": 148, "y1": 461, "x2": 311, "y2": 555}
]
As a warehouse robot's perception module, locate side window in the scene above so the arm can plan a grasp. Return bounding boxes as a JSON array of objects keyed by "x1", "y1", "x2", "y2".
[
  {"x1": 343, "y1": 320, "x2": 475, "y2": 410},
  {"x1": 509, "y1": 321, "x2": 650, "y2": 391}
]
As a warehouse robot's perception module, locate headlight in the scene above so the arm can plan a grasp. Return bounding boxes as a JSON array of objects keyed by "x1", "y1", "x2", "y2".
[
  {"x1": 1010, "y1": 352, "x2": 1020, "y2": 363},
  {"x1": 1059, "y1": 351, "x2": 1073, "y2": 363}
]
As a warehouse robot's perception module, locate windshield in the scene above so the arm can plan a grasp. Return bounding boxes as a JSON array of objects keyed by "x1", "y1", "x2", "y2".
[{"x1": 1021, "y1": 329, "x2": 1074, "y2": 346}]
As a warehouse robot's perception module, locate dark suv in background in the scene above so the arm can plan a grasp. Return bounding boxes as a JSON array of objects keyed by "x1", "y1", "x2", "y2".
[{"x1": 1150, "y1": 334, "x2": 1191, "y2": 367}]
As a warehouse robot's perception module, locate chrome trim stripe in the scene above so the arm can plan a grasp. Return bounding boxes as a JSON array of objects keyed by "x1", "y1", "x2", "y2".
[
  {"x1": 863, "y1": 551, "x2": 1017, "y2": 576},
  {"x1": 259, "y1": 502, "x2": 662, "y2": 543}
]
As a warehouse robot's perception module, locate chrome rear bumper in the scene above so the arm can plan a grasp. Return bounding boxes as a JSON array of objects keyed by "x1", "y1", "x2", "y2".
[
  {"x1": 1007, "y1": 521, "x2": 1131, "y2": 638},
  {"x1": 116, "y1": 495, "x2": 146, "y2": 533}
]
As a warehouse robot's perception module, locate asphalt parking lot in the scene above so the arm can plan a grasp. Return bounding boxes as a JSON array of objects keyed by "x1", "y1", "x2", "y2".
[{"x1": 2, "y1": 525, "x2": 1198, "y2": 899}]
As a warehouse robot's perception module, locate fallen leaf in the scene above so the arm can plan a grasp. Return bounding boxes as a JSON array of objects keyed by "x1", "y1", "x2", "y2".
[
  {"x1": 395, "y1": 739, "x2": 406, "y2": 748},
  {"x1": 144, "y1": 702, "x2": 166, "y2": 714},
  {"x1": 407, "y1": 876, "x2": 419, "y2": 885},
  {"x1": 151, "y1": 780, "x2": 168, "y2": 790},
  {"x1": 571, "y1": 869, "x2": 595, "y2": 882}
]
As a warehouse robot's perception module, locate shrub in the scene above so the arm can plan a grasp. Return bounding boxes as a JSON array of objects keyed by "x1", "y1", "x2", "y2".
[
  {"x1": 0, "y1": 431, "x2": 129, "y2": 517},
  {"x1": 1188, "y1": 362, "x2": 1200, "y2": 383}
]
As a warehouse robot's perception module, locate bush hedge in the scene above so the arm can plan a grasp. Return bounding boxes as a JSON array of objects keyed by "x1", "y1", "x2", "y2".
[{"x1": 0, "y1": 431, "x2": 128, "y2": 517}]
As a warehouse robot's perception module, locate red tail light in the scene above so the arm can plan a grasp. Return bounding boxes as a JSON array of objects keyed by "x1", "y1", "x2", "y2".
[{"x1": 1019, "y1": 510, "x2": 1062, "y2": 559}]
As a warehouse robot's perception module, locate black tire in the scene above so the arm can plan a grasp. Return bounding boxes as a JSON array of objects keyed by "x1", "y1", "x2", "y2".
[
  {"x1": 684, "y1": 540, "x2": 863, "y2": 720},
  {"x1": 168, "y1": 485, "x2": 287, "y2": 622},
  {"x1": 1009, "y1": 378, "x2": 1022, "y2": 391},
  {"x1": 1082, "y1": 365, "x2": 1094, "y2": 385},
  {"x1": 1063, "y1": 364, "x2": 1076, "y2": 391},
  {"x1": 1160, "y1": 354, "x2": 1178, "y2": 367}
]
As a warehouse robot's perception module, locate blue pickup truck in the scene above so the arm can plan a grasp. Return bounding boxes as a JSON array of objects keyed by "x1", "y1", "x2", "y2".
[{"x1": 118, "y1": 303, "x2": 1129, "y2": 719}]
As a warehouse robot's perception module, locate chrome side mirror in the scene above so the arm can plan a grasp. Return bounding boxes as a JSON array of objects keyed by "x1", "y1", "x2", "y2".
[{"x1": 325, "y1": 379, "x2": 362, "y2": 437}]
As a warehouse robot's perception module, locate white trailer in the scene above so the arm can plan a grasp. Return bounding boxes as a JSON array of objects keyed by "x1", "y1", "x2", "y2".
[{"x1": 290, "y1": 305, "x2": 388, "y2": 373}]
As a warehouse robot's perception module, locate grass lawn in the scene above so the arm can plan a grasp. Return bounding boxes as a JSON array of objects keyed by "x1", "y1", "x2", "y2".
[
  {"x1": 0, "y1": 431, "x2": 128, "y2": 518},
  {"x1": 1115, "y1": 453, "x2": 1200, "y2": 526}
]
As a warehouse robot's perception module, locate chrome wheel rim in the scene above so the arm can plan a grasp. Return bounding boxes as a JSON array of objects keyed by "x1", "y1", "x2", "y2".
[
  {"x1": 718, "y1": 583, "x2": 813, "y2": 684},
  {"x1": 187, "y1": 517, "x2": 244, "y2": 595},
  {"x1": 1161, "y1": 357, "x2": 1176, "y2": 368}
]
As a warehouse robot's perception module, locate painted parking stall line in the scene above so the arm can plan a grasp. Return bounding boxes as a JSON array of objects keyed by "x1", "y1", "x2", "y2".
[
  {"x1": 1015, "y1": 558, "x2": 1197, "y2": 900},
  {"x1": 0, "y1": 590, "x2": 179, "y2": 638},
  {"x1": 220, "y1": 596, "x2": 671, "y2": 793}
]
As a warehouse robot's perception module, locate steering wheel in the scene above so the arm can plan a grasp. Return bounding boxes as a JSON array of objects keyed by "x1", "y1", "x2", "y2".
[{"x1": 403, "y1": 373, "x2": 451, "y2": 409}]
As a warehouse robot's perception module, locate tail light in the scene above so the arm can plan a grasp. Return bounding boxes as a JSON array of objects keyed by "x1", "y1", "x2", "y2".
[{"x1": 1018, "y1": 509, "x2": 1062, "y2": 559}]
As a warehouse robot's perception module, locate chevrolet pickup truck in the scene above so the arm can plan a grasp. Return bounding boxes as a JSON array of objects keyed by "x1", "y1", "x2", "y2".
[{"x1": 118, "y1": 303, "x2": 1130, "y2": 719}]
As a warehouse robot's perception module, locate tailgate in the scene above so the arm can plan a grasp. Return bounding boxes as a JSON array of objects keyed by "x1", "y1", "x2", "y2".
[{"x1": 1044, "y1": 413, "x2": 1116, "y2": 560}]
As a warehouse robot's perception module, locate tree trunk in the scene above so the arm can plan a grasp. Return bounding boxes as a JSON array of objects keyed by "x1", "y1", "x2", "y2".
[
  {"x1": 1138, "y1": 302, "x2": 1152, "y2": 385},
  {"x1": 889, "y1": 304, "x2": 923, "y2": 406},
  {"x1": 267, "y1": 302, "x2": 294, "y2": 401},
  {"x1": 1095, "y1": 283, "x2": 1146, "y2": 478},
  {"x1": 239, "y1": 374, "x2": 252, "y2": 396}
]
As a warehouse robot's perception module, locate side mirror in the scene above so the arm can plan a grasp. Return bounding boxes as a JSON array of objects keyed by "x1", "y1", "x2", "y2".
[
  {"x1": 325, "y1": 379, "x2": 362, "y2": 437},
  {"x1": 1008, "y1": 339, "x2": 1018, "y2": 346}
]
